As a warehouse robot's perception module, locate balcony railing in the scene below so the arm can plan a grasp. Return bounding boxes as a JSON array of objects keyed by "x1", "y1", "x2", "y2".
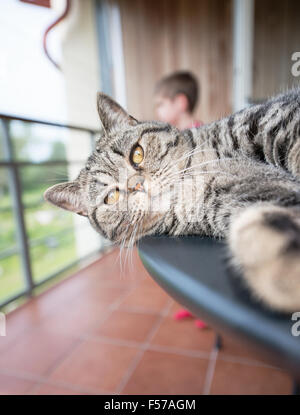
[{"x1": 0, "y1": 114, "x2": 104, "y2": 309}]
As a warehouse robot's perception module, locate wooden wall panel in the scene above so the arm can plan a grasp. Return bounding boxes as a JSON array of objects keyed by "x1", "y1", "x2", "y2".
[
  {"x1": 117, "y1": 0, "x2": 233, "y2": 123},
  {"x1": 253, "y1": 0, "x2": 300, "y2": 101}
]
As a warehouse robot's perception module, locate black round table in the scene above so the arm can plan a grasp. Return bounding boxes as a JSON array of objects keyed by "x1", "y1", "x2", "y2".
[{"x1": 138, "y1": 235, "x2": 300, "y2": 391}]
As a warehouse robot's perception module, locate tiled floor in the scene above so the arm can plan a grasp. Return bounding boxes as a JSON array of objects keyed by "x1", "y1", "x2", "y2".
[{"x1": 0, "y1": 248, "x2": 293, "y2": 395}]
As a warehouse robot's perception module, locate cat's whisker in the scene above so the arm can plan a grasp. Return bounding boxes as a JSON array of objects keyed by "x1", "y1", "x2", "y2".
[
  {"x1": 158, "y1": 170, "x2": 233, "y2": 193},
  {"x1": 164, "y1": 170, "x2": 226, "y2": 184},
  {"x1": 159, "y1": 166, "x2": 230, "y2": 187},
  {"x1": 116, "y1": 235, "x2": 125, "y2": 276},
  {"x1": 124, "y1": 224, "x2": 134, "y2": 271},
  {"x1": 124, "y1": 213, "x2": 139, "y2": 270},
  {"x1": 158, "y1": 162, "x2": 235, "y2": 188},
  {"x1": 120, "y1": 231, "x2": 129, "y2": 275},
  {"x1": 167, "y1": 157, "x2": 236, "y2": 180},
  {"x1": 44, "y1": 177, "x2": 70, "y2": 183},
  {"x1": 158, "y1": 147, "x2": 214, "y2": 177},
  {"x1": 117, "y1": 220, "x2": 132, "y2": 275},
  {"x1": 136, "y1": 216, "x2": 143, "y2": 246},
  {"x1": 130, "y1": 221, "x2": 139, "y2": 269},
  {"x1": 160, "y1": 147, "x2": 215, "y2": 171},
  {"x1": 44, "y1": 174, "x2": 72, "y2": 183},
  {"x1": 128, "y1": 224, "x2": 135, "y2": 268},
  {"x1": 154, "y1": 157, "x2": 218, "y2": 186},
  {"x1": 159, "y1": 156, "x2": 240, "y2": 185}
]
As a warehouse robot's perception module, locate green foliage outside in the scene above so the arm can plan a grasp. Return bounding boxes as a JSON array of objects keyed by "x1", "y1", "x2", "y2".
[{"x1": 0, "y1": 122, "x2": 80, "y2": 304}]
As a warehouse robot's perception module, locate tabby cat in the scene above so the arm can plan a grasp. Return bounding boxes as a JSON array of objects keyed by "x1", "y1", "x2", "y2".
[{"x1": 44, "y1": 89, "x2": 300, "y2": 313}]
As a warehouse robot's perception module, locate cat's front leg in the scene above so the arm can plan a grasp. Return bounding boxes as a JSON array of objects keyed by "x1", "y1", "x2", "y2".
[{"x1": 228, "y1": 204, "x2": 300, "y2": 312}]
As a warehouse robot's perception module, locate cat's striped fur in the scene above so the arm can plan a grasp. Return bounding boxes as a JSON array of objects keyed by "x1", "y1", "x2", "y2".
[{"x1": 45, "y1": 88, "x2": 300, "y2": 312}]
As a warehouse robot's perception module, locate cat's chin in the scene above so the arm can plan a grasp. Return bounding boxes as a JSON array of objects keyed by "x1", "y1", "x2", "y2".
[{"x1": 115, "y1": 217, "x2": 163, "y2": 248}]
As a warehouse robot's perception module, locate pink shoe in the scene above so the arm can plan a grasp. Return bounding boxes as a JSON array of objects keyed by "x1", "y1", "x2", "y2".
[
  {"x1": 173, "y1": 309, "x2": 209, "y2": 329},
  {"x1": 195, "y1": 319, "x2": 208, "y2": 329},
  {"x1": 173, "y1": 308, "x2": 194, "y2": 320}
]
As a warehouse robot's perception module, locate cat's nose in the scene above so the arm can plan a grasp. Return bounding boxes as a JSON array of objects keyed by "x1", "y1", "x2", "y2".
[{"x1": 128, "y1": 175, "x2": 145, "y2": 193}]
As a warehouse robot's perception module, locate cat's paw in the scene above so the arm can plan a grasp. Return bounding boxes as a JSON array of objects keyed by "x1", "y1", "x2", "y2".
[{"x1": 229, "y1": 205, "x2": 300, "y2": 312}]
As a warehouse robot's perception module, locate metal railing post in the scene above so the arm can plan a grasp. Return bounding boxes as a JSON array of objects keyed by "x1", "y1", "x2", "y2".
[
  {"x1": 1, "y1": 119, "x2": 34, "y2": 295},
  {"x1": 90, "y1": 131, "x2": 96, "y2": 151}
]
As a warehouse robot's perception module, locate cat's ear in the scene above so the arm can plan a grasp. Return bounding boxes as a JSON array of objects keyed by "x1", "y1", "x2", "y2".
[
  {"x1": 44, "y1": 181, "x2": 88, "y2": 216},
  {"x1": 97, "y1": 92, "x2": 138, "y2": 136}
]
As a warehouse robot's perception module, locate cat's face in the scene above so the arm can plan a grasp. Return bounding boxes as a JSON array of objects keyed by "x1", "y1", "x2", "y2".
[{"x1": 44, "y1": 94, "x2": 189, "y2": 245}]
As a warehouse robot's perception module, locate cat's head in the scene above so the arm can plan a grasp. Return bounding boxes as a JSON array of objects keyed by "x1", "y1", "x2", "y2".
[{"x1": 44, "y1": 93, "x2": 189, "y2": 245}]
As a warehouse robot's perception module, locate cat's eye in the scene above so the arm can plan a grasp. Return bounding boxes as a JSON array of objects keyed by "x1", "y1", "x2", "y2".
[
  {"x1": 104, "y1": 188, "x2": 120, "y2": 205},
  {"x1": 131, "y1": 145, "x2": 144, "y2": 165}
]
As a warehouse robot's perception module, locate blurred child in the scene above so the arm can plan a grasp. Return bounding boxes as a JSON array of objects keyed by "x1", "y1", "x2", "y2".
[
  {"x1": 154, "y1": 71, "x2": 208, "y2": 329},
  {"x1": 154, "y1": 71, "x2": 203, "y2": 129}
]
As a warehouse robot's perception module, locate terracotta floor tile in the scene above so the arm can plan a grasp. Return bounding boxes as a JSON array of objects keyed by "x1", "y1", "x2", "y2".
[
  {"x1": 0, "y1": 373, "x2": 36, "y2": 395},
  {"x1": 150, "y1": 316, "x2": 215, "y2": 352},
  {"x1": 0, "y1": 301, "x2": 51, "y2": 354},
  {"x1": 0, "y1": 252, "x2": 127, "y2": 353},
  {"x1": 38, "y1": 300, "x2": 108, "y2": 338},
  {"x1": 119, "y1": 281, "x2": 171, "y2": 313},
  {"x1": 30, "y1": 256, "x2": 117, "y2": 317},
  {"x1": 33, "y1": 273, "x2": 90, "y2": 314},
  {"x1": 38, "y1": 280, "x2": 131, "y2": 339},
  {"x1": 210, "y1": 359, "x2": 292, "y2": 395},
  {"x1": 89, "y1": 248, "x2": 147, "y2": 285},
  {"x1": 0, "y1": 336, "x2": 12, "y2": 356},
  {"x1": 122, "y1": 350, "x2": 209, "y2": 394},
  {"x1": 0, "y1": 322, "x2": 23, "y2": 355},
  {"x1": 91, "y1": 310, "x2": 159, "y2": 343},
  {"x1": 30, "y1": 383, "x2": 86, "y2": 395},
  {"x1": 1, "y1": 275, "x2": 110, "y2": 353},
  {"x1": 0, "y1": 327, "x2": 79, "y2": 376},
  {"x1": 218, "y1": 334, "x2": 273, "y2": 365},
  {"x1": 79, "y1": 283, "x2": 129, "y2": 304},
  {"x1": 80, "y1": 248, "x2": 148, "y2": 289},
  {"x1": 77, "y1": 269, "x2": 132, "y2": 290},
  {"x1": 49, "y1": 338, "x2": 139, "y2": 393}
]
